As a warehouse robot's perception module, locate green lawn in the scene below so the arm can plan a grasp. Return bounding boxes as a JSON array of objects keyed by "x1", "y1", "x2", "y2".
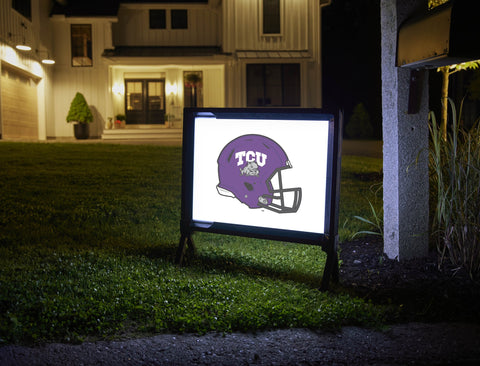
[{"x1": 0, "y1": 142, "x2": 384, "y2": 344}]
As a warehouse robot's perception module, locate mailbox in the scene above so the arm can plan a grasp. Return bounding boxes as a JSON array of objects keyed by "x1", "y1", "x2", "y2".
[{"x1": 397, "y1": 0, "x2": 480, "y2": 68}]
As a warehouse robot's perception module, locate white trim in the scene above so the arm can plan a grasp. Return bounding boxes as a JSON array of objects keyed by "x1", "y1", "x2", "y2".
[{"x1": 50, "y1": 15, "x2": 118, "y2": 24}]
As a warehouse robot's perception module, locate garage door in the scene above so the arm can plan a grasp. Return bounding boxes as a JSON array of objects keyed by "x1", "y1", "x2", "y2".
[{"x1": 1, "y1": 65, "x2": 38, "y2": 140}]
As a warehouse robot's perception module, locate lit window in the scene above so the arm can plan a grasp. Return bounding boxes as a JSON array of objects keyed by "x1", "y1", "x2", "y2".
[
  {"x1": 71, "y1": 24, "x2": 92, "y2": 67},
  {"x1": 184, "y1": 71, "x2": 203, "y2": 108}
]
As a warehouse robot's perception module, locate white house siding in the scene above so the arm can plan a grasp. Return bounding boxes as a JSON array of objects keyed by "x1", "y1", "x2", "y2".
[
  {"x1": 222, "y1": 0, "x2": 312, "y2": 52},
  {"x1": 223, "y1": 0, "x2": 323, "y2": 108},
  {"x1": 1, "y1": 0, "x2": 327, "y2": 140},
  {"x1": 112, "y1": 4, "x2": 221, "y2": 47},
  {"x1": 50, "y1": 18, "x2": 114, "y2": 138},
  {"x1": 203, "y1": 67, "x2": 225, "y2": 107},
  {"x1": 0, "y1": 0, "x2": 54, "y2": 140}
]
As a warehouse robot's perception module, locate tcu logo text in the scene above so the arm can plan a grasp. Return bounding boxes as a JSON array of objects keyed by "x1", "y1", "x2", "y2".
[{"x1": 234, "y1": 151, "x2": 267, "y2": 167}]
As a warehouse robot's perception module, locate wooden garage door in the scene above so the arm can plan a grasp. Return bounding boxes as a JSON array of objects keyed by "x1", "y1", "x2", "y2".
[{"x1": 1, "y1": 65, "x2": 38, "y2": 140}]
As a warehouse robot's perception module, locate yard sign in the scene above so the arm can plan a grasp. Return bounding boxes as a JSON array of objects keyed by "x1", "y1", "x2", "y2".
[{"x1": 177, "y1": 108, "x2": 342, "y2": 289}]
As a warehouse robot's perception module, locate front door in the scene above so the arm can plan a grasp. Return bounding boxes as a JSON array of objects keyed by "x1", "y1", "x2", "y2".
[{"x1": 125, "y1": 79, "x2": 165, "y2": 124}]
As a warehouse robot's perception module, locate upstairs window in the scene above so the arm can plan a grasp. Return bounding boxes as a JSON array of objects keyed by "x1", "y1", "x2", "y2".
[
  {"x1": 71, "y1": 24, "x2": 92, "y2": 67},
  {"x1": 149, "y1": 9, "x2": 166, "y2": 29},
  {"x1": 12, "y1": 0, "x2": 31, "y2": 21},
  {"x1": 262, "y1": 0, "x2": 281, "y2": 34},
  {"x1": 171, "y1": 9, "x2": 188, "y2": 29},
  {"x1": 247, "y1": 63, "x2": 300, "y2": 107}
]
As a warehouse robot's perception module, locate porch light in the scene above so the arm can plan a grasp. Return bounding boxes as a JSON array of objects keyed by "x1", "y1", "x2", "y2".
[
  {"x1": 37, "y1": 49, "x2": 55, "y2": 64},
  {"x1": 16, "y1": 42, "x2": 31, "y2": 51},
  {"x1": 41, "y1": 56, "x2": 55, "y2": 64},
  {"x1": 112, "y1": 83, "x2": 125, "y2": 95},
  {"x1": 166, "y1": 82, "x2": 178, "y2": 95},
  {"x1": 10, "y1": 23, "x2": 31, "y2": 51}
]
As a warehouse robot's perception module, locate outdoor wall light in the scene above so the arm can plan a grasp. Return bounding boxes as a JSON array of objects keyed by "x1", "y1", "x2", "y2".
[
  {"x1": 41, "y1": 56, "x2": 55, "y2": 65},
  {"x1": 166, "y1": 82, "x2": 178, "y2": 95},
  {"x1": 37, "y1": 49, "x2": 55, "y2": 64},
  {"x1": 10, "y1": 22, "x2": 32, "y2": 51},
  {"x1": 8, "y1": 33, "x2": 31, "y2": 51},
  {"x1": 16, "y1": 41, "x2": 31, "y2": 51},
  {"x1": 112, "y1": 83, "x2": 124, "y2": 95}
]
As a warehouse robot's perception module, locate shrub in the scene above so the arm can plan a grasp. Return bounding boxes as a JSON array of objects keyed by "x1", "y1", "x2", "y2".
[
  {"x1": 345, "y1": 103, "x2": 373, "y2": 139},
  {"x1": 429, "y1": 99, "x2": 480, "y2": 279},
  {"x1": 66, "y1": 92, "x2": 93, "y2": 124}
]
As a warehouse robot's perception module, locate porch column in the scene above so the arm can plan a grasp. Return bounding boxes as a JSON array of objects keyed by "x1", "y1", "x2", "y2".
[{"x1": 381, "y1": 0, "x2": 429, "y2": 260}]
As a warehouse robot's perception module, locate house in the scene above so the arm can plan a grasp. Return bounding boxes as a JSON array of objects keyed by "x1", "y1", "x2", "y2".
[{"x1": 0, "y1": 0, "x2": 331, "y2": 142}]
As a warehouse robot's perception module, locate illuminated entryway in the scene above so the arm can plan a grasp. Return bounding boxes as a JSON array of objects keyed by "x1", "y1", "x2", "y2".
[{"x1": 125, "y1": 79, "x2": 166, "y2": 124}]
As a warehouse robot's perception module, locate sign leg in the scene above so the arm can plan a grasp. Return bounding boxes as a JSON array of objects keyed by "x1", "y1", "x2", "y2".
[
  {"x1": 320, "y1": 243, "x2": 339, "y2": 291},
  {"x1": 175, "y1": 234, "x2": 196, "y2": 265}
]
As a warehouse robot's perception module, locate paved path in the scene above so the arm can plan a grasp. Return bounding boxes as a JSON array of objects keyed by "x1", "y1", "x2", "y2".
[{"x1": 1, "y1": 323, "x2": 480, "y2": 365}]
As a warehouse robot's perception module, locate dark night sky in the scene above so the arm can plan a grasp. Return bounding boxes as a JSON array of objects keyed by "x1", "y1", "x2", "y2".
[{"x1": 322, "y1": 0, "x2": 382, "y2": 139}]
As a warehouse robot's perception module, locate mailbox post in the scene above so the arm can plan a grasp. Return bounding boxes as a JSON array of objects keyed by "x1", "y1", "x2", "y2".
[{"x1": 381, "y1": 0, "x2": 480, "y2": 261}]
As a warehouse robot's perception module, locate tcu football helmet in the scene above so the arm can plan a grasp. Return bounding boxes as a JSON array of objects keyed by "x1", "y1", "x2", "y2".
[{"x1": 216, "y1": 134, "x2": 302, "y2": 213}]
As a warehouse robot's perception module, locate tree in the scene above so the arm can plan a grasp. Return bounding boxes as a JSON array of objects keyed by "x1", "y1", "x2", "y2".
[
  {"x1": 345, "y1": 103, "x2": 373, "y2": 139},
  {"x1": 437, "y1": 61, "x2": 480, "y2": 140},
  {"x1": 428, "y1": 0, "x2": 449, "y2": 9}
]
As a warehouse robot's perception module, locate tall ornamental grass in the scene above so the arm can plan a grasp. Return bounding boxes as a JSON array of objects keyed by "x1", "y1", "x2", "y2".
[{"x1": 429, "y1": 99, "x2": 480, "y2": 279}]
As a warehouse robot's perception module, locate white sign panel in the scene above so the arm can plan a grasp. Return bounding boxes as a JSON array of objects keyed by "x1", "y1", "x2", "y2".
[{"x1": 191, "y1": 116, "x2": 331, "y2": 235}]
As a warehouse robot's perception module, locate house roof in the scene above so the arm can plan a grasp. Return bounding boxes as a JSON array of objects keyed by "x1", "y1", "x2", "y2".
[
  {"x1": 51, "y1": 0, "x2": 120, "y2": 17},
  {"x1": 50, "y1": 0, "x2": 208, "y2": 17},
  {"x1": 102, "y1": 46, "x2": 225, "y2": 58}
]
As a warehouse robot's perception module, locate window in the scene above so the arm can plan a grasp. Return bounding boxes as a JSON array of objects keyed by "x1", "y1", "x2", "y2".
[
  {"x1": 125, "y1": 79, "x2": 166, "y2": 125},
  {"x1": 171, "y1": 9, "x2": 188, "y2": 29},
  {"x1": 71, "y1": 25, "x2": 92, "y2": 67},
  {"x1": 247, "y1": 64, "x2": 300, "y2": 107},
  {"x1": 12, "y1": 0, "x2": 31, "y2": 20},
  {"x1": 262, "y1": 0, "x2": 281, "y2": 34},
  {"x1": 184, "y1": 71, "x2": 203, "y2": 108},
  {"x1": 149, "y1": 9, "x2": 166, "y2": 29},
  {"x1": 126, "y1": 81, "x2": 143, "y2": 111}
]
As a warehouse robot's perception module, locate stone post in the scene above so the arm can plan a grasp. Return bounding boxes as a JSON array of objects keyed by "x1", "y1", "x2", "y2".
[{"x1": 381, "y1": 0, "x2": 429, "y2": 260}]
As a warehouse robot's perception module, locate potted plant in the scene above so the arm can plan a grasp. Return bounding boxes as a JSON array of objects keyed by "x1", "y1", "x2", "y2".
[
  {"x1": 115, "y1": 114, "x2": 126, "y2": 128},
  {"x1": 66, "y1": 92, "x2": 93, "y2": 139}
]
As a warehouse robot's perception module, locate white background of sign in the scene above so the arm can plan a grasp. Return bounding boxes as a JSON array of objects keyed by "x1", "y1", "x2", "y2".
[{"x1": 192, "y1": 117, "x2": 330, "y2": 234}]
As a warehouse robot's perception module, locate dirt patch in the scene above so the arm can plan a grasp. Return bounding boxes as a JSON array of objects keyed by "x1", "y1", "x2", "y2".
[
  {"x1": 1, "y1": 237, "x2": 480, "y2": 365},
  {"x1": 338, "y1": 237, "x2": 480, "y2": 324}
]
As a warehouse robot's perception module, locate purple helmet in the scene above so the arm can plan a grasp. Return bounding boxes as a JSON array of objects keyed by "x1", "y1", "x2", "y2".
[{"x1": 216, "y1": 134, "x2": 301, "y2": 213}]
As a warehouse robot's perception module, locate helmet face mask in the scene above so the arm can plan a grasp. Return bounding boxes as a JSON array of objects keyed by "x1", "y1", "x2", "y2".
[{"x1": 216, "y1": 134, "x2": 302, "y2": 213}]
